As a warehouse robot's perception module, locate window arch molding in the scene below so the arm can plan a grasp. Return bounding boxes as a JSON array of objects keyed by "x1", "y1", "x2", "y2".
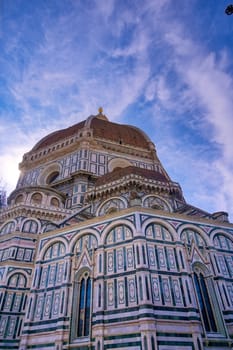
[
  {"x1": 30, "y1": 191, "x2": 43, "y2": 205},
  {"x1": 70, "y1": 229, "x2": 99, "y2": 254},
  {"x1": 6, "y1": 271, "x2": 28, "y2": 288},
  {"x1": 193, "y1": 261, "x2": 210, "y2": 277},
  {"x1": 141, "y1": 218, "x2": 177, "y2": 241},
  {"x1": 43, "y1": 241, "x2": 66, "y2": 261},
  {"x1": 37, "y1": 163, "x2": 61, "y2": 186},
  {"x1": 0, "y1": 220, "x2": 16, "y2": 235},
  {"x1": 14, "y1": 193, "x2": 26, "y2": 205},
  {"x1": 104, "y1": 224, "x2": 133, "y2": 246},
  {"x1": 20, "y1": 218, "x2": 41, "y2": 233},
  {"x1": 177, "y1": 224, "x2": 209, "y2": 246},
  {"x1": 100, "y1": 219, "x2": 135, "y2": 246},
  {"x1": 210, "y1": 229, "x2": 233, "y2": 249},
  {"x1": 38, "y1": 238, "x2": 68, "y2": 261},
  {"x1": 50, "y1": 196, "x2": 61, "y2": 208}
]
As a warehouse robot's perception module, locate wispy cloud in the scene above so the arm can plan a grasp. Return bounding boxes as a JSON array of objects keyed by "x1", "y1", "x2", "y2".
[{"x1": 165, "y1": 29, "x2": 233, "y2": 211}]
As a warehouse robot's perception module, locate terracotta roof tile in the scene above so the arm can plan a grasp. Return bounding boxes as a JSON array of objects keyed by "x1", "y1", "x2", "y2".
[
  {"x1": 32, "y1": 121, "x2": 85, "y2": 151},
  {"x1": 95, "y1": 166, "x2": 168, "y2": 186},
  {"x1": 31, "y1": 116, "x2": 150, "y2": 152},
  {"x1": 91, "y1": 118, "x2": 149, "y2": 149}
]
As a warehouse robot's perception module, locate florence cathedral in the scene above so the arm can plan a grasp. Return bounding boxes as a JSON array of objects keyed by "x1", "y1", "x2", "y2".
[{"x1": 0, "y1": 109, "x2": 233, "y2": 350}]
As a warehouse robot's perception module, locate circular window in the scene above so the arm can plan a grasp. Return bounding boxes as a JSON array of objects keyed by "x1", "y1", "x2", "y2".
[
  {"x1": 46, "y1": 171, "x2": 59, "y2": 184},
  {"x1": 37, "y1": 163, "x2": 61, "y2": 186}
]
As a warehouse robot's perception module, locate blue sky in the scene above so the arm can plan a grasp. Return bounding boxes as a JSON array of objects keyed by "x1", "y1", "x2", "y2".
[{"x1": 0, "y1": 0, "x2": 233, "y2": 220}]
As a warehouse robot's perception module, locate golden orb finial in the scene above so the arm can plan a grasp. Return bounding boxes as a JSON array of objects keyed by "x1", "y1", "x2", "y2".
[{"x1": 98, "y1": 107, "x2": 103, "y2": 114}]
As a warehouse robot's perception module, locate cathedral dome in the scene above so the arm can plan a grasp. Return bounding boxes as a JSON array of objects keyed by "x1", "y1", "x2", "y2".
[{"x1": 31, "y1": 111, "x2": 154, "y2": 152}]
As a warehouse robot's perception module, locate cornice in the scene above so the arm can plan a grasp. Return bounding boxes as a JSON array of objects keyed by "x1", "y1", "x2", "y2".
[
  {"x1": 86, "y1": 174, "x2": 183, "y2": 201},
  {"x1": 0, "y1": 203, "x2": 72, "y2": 222}
]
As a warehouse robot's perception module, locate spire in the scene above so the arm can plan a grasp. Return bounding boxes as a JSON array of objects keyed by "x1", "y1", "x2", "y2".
[
  {"x1": 96, "y1": 107, "x2": 108, "y2": 121},
  {"x1": 98, "y1": 107, "x2": 103, "y2": 114}
]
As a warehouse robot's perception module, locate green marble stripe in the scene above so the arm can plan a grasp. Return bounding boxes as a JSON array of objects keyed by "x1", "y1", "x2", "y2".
[
  {"x1": 1, "y1": 236, "x2": 33, "y2": 243},
  {"x1": 22, "y1": 324, "x2": 69, "y2": 334},
  {"x1": 225, "y1": 318, "x2": 233, "y2": 323},
  {"x1": 23, "y1": 316, "x2": 69, "y2": 326},
  {"x1": 104, "y1": 341, "x2": 141, "y2": 349},
  {"x1": 93, "y1": 305, "x2": 198, "y2": 316},
  {"x1": 223, "y1": 310, "x2": 233, "y2": 315},
  {"x1": 66, "y1": 346, "x2": 94, "y2": 350},
  {"x1": 158, "y1": 340, "x2": 194, "y2": 348},
  {"x1": 93, "y1": 313, "x2": 200, "y2": 325},
  {"x1": 26, "y1": 343, "x2": 55, "y2": 349},
  {"x1": 94, "y1": 267, "x2": 190, "y2": 281},
  {"x1": 104, "y1": 333, "x2": 141, "y2": 340},
  {"x1": 157, "y1": 332, "x2": 192, "y2": 337},
  {"x1": 30, "y1": 282, "x2": 72, "y2": 293},
  {"x1": 203, "y1": 340, "x2": 232, "y2": 347},
  {"x1": 0, "y1": 285, "x2": 30, "y2": 291}
]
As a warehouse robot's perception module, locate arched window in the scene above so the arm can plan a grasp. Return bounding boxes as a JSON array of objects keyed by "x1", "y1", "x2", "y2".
[
  {"x1": 213, "y1": 234, "x2": 233, "y2": 251},
  {"x1": 71, "y1": 271, "x2": 92, "y2": 340},
  {"x1": 15, "y1": 194, "x2": 24, "y2": 204},
  {"x1": 8, "y1": 273, "x2": 26, "y2": 288},
  {"x1": 193, "y1": 264, "x2": 226, "y2": 335},
  {"x1": 146, "y1": 223, "x2": 173, "y2": 241},
  {"x1": 194, "y1": 272, "x2": 217, "y2": 332},
  {"x1": 105, "y1": 225, "x2": 132, "y2": 245},
  {"x1": 50, "y1": 197, "x2": 60, "y2": 207},
  {"x1": 46, "y1": 171, "x2": 59, "y2": 184},
  {"x1": 22, "y1": 220, "x2": 38, "y2": 233},
  {"x1": 44, "y1": 242, "x2": 65, "y2": 260},
  {"x1": 0, "y1": 221, "x2": 15, "y2": 235},
  {"x1": 31, "y1": 192, "x2": 42, "y2": 205}
]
